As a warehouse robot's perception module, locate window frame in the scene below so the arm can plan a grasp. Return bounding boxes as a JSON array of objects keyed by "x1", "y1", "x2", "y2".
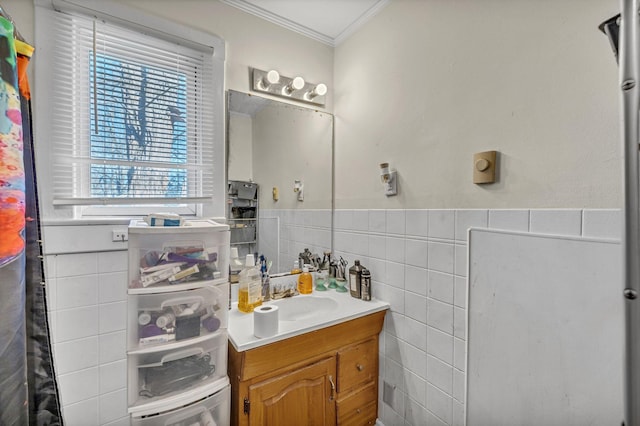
[{"x1": 34, "y1": 0, "x2": 226, "y2": 221}]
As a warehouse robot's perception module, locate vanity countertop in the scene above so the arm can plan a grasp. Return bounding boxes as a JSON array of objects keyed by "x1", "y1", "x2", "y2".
[{"x1": 228, "y1": 289, "x2": 389, "y2": 352}]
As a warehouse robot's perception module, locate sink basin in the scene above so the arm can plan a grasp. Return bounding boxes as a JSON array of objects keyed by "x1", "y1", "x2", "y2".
[{"x1": 270, "y1": 296, "x2": 339, "y2": 321}]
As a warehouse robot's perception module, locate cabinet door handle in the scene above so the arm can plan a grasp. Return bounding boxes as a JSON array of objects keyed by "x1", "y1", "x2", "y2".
[
  {"x1": 356, "y1": 363, "x2": 364, "y2": 371},
  {"x1": 329, "y1": 375, "x2": 336, "y2": 401}
]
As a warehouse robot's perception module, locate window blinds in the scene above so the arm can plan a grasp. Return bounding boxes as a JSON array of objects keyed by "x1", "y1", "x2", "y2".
[{"x1": 49, "y1": 9, "x2": 216, "y2": 205}]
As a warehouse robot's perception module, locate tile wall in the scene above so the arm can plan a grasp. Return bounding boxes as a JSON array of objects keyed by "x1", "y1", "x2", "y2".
[
  {"x1": 331, "y1": 208, "x2": 621, "y2": 426},
  {"x1": 43, "y1": 208, "x2": 620, "y2": 425}
]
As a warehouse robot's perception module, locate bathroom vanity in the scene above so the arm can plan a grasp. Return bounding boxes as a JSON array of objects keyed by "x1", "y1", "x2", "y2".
[{"x1": 227, "y1": 292, "x2": 388, "y2": 425}]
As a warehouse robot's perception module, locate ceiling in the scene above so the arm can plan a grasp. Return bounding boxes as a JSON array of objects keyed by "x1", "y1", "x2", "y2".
[{"x1": 220, "y1": 0, "x2": 389, "y2": 46}]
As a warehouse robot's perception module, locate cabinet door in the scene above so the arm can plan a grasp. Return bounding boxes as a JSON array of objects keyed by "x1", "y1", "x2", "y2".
[{"x1": 248, "y1": 357, "x2": 337, "y2": 426}]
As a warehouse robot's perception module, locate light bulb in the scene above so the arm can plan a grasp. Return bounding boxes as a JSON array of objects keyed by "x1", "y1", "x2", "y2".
[
  {"x1": 308, "y1": 83, "x2": 327, "y2": 99},
  {"x1": 261, "y1": 69, "x2": 280, "y2": 88},
  {"x1": 285, "y1": 76, "x2": 305, "y2": 94}
]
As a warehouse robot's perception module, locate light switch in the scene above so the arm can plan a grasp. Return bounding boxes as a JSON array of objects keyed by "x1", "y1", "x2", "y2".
[{"x1": 473, "y1": 151, "x2": 497, "y2": 184}]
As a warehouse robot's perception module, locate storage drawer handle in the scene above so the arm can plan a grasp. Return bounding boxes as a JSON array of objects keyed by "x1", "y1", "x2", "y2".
[
  {"x1": 329, "y1": 375, "x2": 335, "y2": 401},
  {"x1": 356, "y1": 363, "x2": 364, "y2": 371}
]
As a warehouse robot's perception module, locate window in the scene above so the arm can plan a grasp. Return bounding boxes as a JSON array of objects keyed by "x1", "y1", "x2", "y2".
[{"x1": 35, "y1": 1, "x2": 225, "y2": 218}]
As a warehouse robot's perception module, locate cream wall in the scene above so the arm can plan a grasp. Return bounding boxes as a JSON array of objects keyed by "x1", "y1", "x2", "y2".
[{"x1": 334, "y1": 0, "x2": 621, "y2": 209}]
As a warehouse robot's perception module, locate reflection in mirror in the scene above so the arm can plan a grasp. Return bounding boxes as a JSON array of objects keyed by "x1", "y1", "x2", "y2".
[{"x1": 226, "y1": 90, "x2": 333, "y2": 274}]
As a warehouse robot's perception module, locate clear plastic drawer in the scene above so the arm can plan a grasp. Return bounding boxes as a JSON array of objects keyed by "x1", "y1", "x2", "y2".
[
  {"x1": 128, "y1": 332, "x2": 228, "y2": 409},
  {"x1": 128, "y1": 219, "x2": 230, "y2": 293},
  {"x1": 128, "y1": 285, "x2": 228, "y2": 350},
  {"x1": 131, "y1": 383, "x2": 230, "y2": 426}
]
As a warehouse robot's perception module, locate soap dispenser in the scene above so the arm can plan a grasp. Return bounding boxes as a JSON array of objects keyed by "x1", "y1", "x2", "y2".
[
  {"x1": 238, "y1": 254, "x2": 262, "y2": 313},
  {"x1": 297, "y1": 265, "x2": 313, "y2": 294}
]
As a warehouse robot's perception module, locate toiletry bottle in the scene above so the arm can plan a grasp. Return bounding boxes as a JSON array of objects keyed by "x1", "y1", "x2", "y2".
[
  {"x1": 291, "y1": 260, "x2": 302, "y2": 274},
  {"x1": 297, "y1": 265, "x2": 313, "y2": 294},
  {"x1": 349, "y1": 260, "x2": 363, "y2": 298},
  {"x1": 238, "y1": 254, "x2": 263, "y2": 313},
  {"x1": 229, "y1": 246, "x2": 243, "y2": 284},
  {"x1": 361, "y1": 268, "x2": 371, "y2": 301}
]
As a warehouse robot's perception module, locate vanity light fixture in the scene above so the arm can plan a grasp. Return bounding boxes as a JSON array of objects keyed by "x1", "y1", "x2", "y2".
[
  {"x1": 251, "y1": 67, "x2": 327, "y2": 106},
  {"x1": 380, "y1": 162, "x2": 398, "y2": 196}
]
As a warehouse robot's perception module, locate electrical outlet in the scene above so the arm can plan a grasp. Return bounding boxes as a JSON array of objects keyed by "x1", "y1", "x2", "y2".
[
  {"x1": 382, "y1": 381, "x2": 395, "y2": 406},
  {"x1": 112, "y1": 229, "x2": 128, "y2": 242}
]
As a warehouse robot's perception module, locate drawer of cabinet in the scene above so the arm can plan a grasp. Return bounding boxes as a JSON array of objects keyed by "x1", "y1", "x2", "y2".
[
  {"x1": 337, "y1": 338, "x2": 377, "y2": 393},
  {"x1": 128, "y1": 219, "x2": 230, "y2": 292},
  {"x1": 131, "y1": 383, "x2": 230, "y2": 426},
  {"x1": 128, "y1": 333, "x2": 227, "y2": 409},
  {"x1": 128, "y1": 284, "x2": 228, "y2": 350},
  {"x1": 337, "y1": 381, "x2": 377, "y2": 426}
]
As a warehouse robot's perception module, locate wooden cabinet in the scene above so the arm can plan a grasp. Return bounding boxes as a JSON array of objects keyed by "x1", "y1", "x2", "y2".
[{"x1": 228, "y1": 310, "x2": 386, "y2": 426}]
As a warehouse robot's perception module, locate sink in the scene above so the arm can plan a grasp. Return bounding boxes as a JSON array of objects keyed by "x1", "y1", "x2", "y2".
[{"x1": 270, "y1": 296, "x2": 339, "y2": 321}]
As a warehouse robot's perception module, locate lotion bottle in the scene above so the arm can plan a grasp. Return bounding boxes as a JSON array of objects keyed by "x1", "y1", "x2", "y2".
[{"x1": 297, "y1": 266, "x2": 313, "y2": 294}]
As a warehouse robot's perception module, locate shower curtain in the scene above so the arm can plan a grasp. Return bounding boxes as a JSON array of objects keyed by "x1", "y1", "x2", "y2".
[{"x1": 0, "y1": 14, "x2": 62, "y2": 425}]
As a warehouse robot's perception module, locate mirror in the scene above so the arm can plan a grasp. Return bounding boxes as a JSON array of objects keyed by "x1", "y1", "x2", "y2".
[{"x1": 226, "y1": 90, "x2": 333, "y2": 274}]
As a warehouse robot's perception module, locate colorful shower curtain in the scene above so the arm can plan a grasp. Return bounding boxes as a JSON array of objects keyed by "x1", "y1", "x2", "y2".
[{"x1": 0, "y1": 15, "x2": 62, "y2": 425}]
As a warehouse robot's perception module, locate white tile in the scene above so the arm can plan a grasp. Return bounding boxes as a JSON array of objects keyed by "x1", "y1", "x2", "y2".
[
  {"x1": 488, "y1": 209, "x2": 530, "y2": 232},
  {"x1": 454, "y1": 244, "x2": 467, "y2": 277},
  {"x1": 62, "y1": 398, "x2": 98, "y2": 426},
  {"x1": 368, "y1": 210, "x2": 386, "y2": 233},
  {"x1": 405, "y1": 292, "x2": 427, "y2": 324},
  {"x1": 46, "y1": 278, "x2": 57, "y2": 312},
  {"x1": 428, "y1": 271, "x2": 454, "y2": 304},
  {"x1": 427, "y1": 355, "x2": 453, "y2": 395},
  {"x1": 454, "y1": 307, "x2": 466, "y2": 340},
  {"x1": 98, "y1": 251, "x2": 127, "y2": 273},
  {"x1": 366, "y1": 258, "x2": 385, "y2": 284},
  {"x1": 426, "y1": 410, "x2": 448, "y2": 426},
  {"x1": 56, "y1": 307, "x2": 100, "y2": 342},
  {"x1": 386, "y1": 210, "x2": 406, "y2": 235},
  {"x1": 428, "y1": 210, "x2": 455, "y2": 240},
  {"x1": 454, "y1": 276, "x2": 467, "y2": 309},
  {"x1": 58, "y1": 367, "x2": 99, "y2": 406},
  {"x1": 386, "y1": 261, "x2": 405, "y2": 289},
  {"x1": 406, "y1": 239, "x2": 428, "y2": 269},
  {"x1": 530, "y1": 209, "x2": 582, "y2": 236},
  {"x1": 377, "y1": 283, "x2": 405, "y2": 315},
  {"x1": 427, "y1": 299, "x2": 454, "y2": 335},
  {"x1": 352, "y1": 210, "x2": 369, "y2": 232},
  {"x1": 381, "y1": 403, "x2": 405, "y2": 426},
  {"x1": 426, "y1": 383, "x2": 453, "y2": 425},
  {"x1": 98, "y1": 272, "x2": 127, "y2": 304},
  {"x1": 428, "y1": 242, "x2": 455, "y2": 274},
  {"x1": 427, "y1": 326, "x2": 454, "y2": 365},
  {"x1": 57, "y1": 275, "x2": 99, "y2": 310},
  {"x1": 404, "y1": 316, "x2": 427, "y2": 351},
  {"x1": 453, "y1": 399, "x2": 465, "y2": 426},
  {"x1": 582, "y1": 209, "x2": 621, "y2": 240},
  {"x1": 334, "y1": 231, "x2": 352, "y2": 255},
  {"x1": 56, "y1": 253, "x2": 98, "y2": 277},
  {"x1": 385, "y1": 311, "x2": 406, "y2": 341},
  {"x1": 404, "y1": 370, "x2": 427, "y2": 408},
  {"x1": 102, "y1": 417, "x2": 131, "y2": 426},
  {"x1": 351, "y1": 233, "x2": 369, "y2": 258},
  {"x1": 455, "y1": 210, "x2": 488, "y2": 242},
  {"x1": 385, "y1": 333, "x2": 403, "y2": 364},
  {"x1": 54, "y1": 337, "x2": 98, "y2": 375},
  {"x1": 405, "y1": 210, "x2": 429, "y2": 237},
  {"x1": 453, "y1": 338, "x2": 466, "y2": 372},
  {"x1": 99, "y1": 331, "x2": 126, "y2": 364},
  {"x1": 386, "y1": 237, "x2": 405, "y2": 263},
  {"x1": 44, "y1": 255, "x2": 57, "y2": 281},
  {"x1": 368, "y1": 234, "x2": 386, "y2": 260},
  {"x1": 313, "y1": 209, "x2": 332, "y2": 228},
  {"x1": 99, "y1": 360, "x2": 126, "y2": 394},
  {"x1": 405, "y1": 265, "x2": 428, "y2": 296},
  {"x1": 453, "y1": 369, "x2": 466, "y2": 403},
  {"x1": 334, "y1": 209, "x2": 353, "y2": 230},
  {"x1": 404, "y1": 342, "x2": 427, "y2": 379},
  {"x1": 99, "y1": 302, "x2": 127, "y2": 334},
  {"x1": 405, "y1": 395, "x2": 428, "y2": 426},
  {"x1": 99, "y1": 389, "x2": 127, "y2": 425}
]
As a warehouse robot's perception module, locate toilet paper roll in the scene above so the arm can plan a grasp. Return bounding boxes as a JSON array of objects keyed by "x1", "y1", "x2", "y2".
[{"x1": 254, "y1": 305, "x2": 279, "y2": 338}]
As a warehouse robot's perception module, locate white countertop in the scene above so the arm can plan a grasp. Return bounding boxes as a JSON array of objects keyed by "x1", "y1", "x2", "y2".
[{"x1": 228, "y1": 290, "x2": 390, "y2": 352}]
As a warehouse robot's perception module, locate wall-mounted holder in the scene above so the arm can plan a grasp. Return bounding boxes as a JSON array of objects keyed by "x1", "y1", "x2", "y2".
[
  {"x1": 380, "y1": 163, "x2": 398, "y2": 196},
  {"x1": 252, "y1": 68, "x2": 327, "y2": 106},
  {"x1": 294, "y1": 180, "x2": 304, "y2": 201},
  {"x1": 473, "y1": 151, "x2": 497, "y2": 184}
]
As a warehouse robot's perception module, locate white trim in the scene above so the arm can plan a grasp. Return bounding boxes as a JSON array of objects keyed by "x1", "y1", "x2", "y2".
[{"x1": 333, "y1": 0, "x2": 390, "y2": 46}]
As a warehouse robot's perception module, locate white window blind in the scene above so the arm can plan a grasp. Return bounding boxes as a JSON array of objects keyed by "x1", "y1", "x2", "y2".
[{"x1": 48, "y1": 9, "x2": 216, "y2": 206}]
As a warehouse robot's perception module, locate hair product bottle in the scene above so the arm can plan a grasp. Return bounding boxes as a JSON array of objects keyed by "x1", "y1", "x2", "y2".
[{"x1": 349, "y1": 260, "x2": 363, "y2": 298}]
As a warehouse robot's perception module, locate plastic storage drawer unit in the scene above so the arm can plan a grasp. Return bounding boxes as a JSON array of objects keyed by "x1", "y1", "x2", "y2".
[
  {"x1": 131, "y1": 383, "x2": 230, "y2": 426},
  {"x1": 128, "y1": 284, "x2": 229, "y2": 350},
  {"x1": 128, "y1": 333, "x2": 228, "y2": 410}
]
